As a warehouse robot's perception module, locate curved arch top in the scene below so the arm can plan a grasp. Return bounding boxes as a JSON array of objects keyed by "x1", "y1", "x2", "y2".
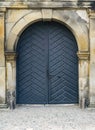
[{"x1": 6, "y1": 10, "x2": 89, "y2": 52}]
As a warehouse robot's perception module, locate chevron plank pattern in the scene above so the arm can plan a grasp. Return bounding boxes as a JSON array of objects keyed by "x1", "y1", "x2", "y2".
[
  {"x1": 16, "y1": 21, "x2": 78, "y2": 104},
  {"x1": 49, "y1": 22, "x2": 78, "y2": 104},
  {"x1": 16, "y1": 22, "x2": 48, "y2": 104}
]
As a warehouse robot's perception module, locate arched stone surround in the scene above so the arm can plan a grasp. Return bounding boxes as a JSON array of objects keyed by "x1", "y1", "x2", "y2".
[
  {"x1": 5, "y1": 9, "x2": 89, "y2": 108},
  {"x1": 6, "y1": 10, "x2": 89, "y2": 52}
]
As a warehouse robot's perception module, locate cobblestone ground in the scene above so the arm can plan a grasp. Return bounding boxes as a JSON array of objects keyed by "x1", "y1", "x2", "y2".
[{"x1": 0, "y1": 105, "x2": 95, "y2": 130}]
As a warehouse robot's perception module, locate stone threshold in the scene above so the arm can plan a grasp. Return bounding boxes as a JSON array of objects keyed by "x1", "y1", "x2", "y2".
[{"x1": 16, "y1": 104, "x2": 79, "y2": 107}]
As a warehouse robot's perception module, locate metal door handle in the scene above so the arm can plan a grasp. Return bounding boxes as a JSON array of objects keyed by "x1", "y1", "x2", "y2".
[
  {"x1": 57, "y1": 76, "x2": 61, "y2": 78},
  {"x1": 49, "y1": 75, "x2": 61, "y2": 79}
]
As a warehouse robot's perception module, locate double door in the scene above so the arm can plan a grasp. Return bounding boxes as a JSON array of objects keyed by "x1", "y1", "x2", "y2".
[{"x1": 16, "y1": 21, "x2": 78, "y2": 104}]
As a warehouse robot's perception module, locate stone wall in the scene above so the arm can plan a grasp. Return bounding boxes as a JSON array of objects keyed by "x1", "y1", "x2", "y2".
[
  {"x1": 0, "y1": 12, "x2": 6, "y2": 106},
  {"x1": 0, "y1": 1, "x2": 95, "y2": 108},
  {"x1": 89, "y1": 11, "x2": 95, "y2": 107}
]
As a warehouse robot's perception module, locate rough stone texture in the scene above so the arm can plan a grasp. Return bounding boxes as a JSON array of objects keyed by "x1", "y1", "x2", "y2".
[
  {"x1": 0, "y1": 13, "x2": 6, "y2": 104},
  {"x1": 0, "y1": 1, "x2": 93, "y2": 9},
  {"x1": 77, "y1": 52, "x2": 89, "y2": 108},
  {"x1": 6, "y1": 9, "x2": 31, "y2": 23},
  {"x1": 6, "y1": 9, "x2": 32, "y2": 38},
  {"x1": 0, "y1": 67, "x2": 6, "y2": 104},
  {"x1": 42, "y1": 9, "x2": 52, "y2": 20},
  {"x1": 0, "y1": 13, "x2": 5, "y2": 66},
  {"x1": 5, "y1": 53, "x2": 16, "y2": 101},
  {"x1": 6, "y1": 62, "x2": 15, "y2": 91},
  {"x1": 23, "y1": 10, "x2": 42, "y2": 23},
  {"x1": 76, "y1": 10, "x2": 89, "y2": 24},
  {"x1": 90, "y1": 16, "x2": 95, "y2": 106},
  {"x1": 0, "y1": 38, "x2": 5, "y2": 66},
  {"x1": 0, "y1": 106, "x2": 95, "y2": 130},
  {"x1": 5, "y1": 52, "x2": 16, "y2": 107}
]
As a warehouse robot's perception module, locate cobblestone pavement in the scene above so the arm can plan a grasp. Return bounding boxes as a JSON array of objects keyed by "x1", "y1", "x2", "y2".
[{"x1": 0, "y1": 105, "x2": 95, "y2": 130}]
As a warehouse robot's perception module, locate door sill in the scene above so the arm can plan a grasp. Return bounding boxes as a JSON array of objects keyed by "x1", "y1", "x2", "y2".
[{"x1": 16, "y1": 104, "x2": 79, "y2": 107}]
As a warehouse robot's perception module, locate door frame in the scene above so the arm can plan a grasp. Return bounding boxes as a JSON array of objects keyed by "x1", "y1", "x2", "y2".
[
  {"x1": 5, "y1": 10, "x2": 90, "y2": 108},
  {"x1": 16, "y1": 21, "x2": 79, "y2": 104}
]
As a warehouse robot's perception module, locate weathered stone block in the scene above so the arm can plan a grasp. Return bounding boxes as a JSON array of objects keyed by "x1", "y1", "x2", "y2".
[
  {"x1": 0, "y1": 39, "x2": 5, "y2": 66},
  {"x1": 0, "y1": 13, "x2": 5, "y2": 66},
  {"x1": 76, "y1": 10, "x2": 89, "y2": 24},
  {"x1": 42, "y1": 9, "x2": 52, "y2": 20},
  {"x1": 11, "y1": 18, "x2": 28, "y2": 35},
  {"x1": 0, "y1": 14, "x2": 4, "y2": 38},
  {"x1": 90, "y1": 19, "x2": 95, "y2": 38},
  {"x1": 90, "y1": 38, "x2": 95, "y2": 60},
  {"x1": 6, "y1": 9, "x2": 31, "y2": 23},
  {"x1": 23, "y1": 11, "x2": 42, "y2": 23},
  {"x1": 6, "y1": 23, "x2": 14, "y2": 39},
  {"x1": 79, "y1": 60, "x2": 89, "y2": 77},
  {"x1": 6, "y1": 62, "x2": 16, "y2": 91},
  {"x1": 0, "y1": 67, "x2": 6, "y2": 104},
  {"x1": 90, "y1": 17, "x2": 95, "y2": 106},
  {"x1": 7, "y1": 33, "x2": 18, "y2": 51}
]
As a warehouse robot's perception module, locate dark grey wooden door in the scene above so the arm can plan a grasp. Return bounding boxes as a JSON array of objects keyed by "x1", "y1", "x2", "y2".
[{"x1": 16, "y1": 21, "x2": 78, "y2": 104}]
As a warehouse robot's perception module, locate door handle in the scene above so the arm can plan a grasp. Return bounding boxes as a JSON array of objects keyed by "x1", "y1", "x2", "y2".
[
  {"x1": 49, "y1": 75, "x2": 52, "y2": 79},
  {"x1": 57, "y1": 76, "x2": 61, "y2": 78},
  {"x1": 48, "y1": 75, "x2": 61, "y2": 79}
]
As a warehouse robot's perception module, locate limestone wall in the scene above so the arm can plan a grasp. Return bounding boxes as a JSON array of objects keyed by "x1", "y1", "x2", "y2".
[
  {"x1": 0, "y1": 1, "x2": 95, "y2": 108},
  {"x1": 89, "y1": 11, "x2": 95, "y2": 107},
  {"x1": 0, "y1": 12, "x2": 6, "y2": 105}
]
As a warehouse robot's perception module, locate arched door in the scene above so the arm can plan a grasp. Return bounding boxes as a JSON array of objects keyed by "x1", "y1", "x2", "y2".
[{"x1": 16, "y1": 21, "x2": 78, "y2": 104}]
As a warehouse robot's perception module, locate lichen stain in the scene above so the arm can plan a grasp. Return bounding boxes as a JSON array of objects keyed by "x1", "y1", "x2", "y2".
[{"x1": 0, "y1": 23, "x2": 4, "y2": 37}]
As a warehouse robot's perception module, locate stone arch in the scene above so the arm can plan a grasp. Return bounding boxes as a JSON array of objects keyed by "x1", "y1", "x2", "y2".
[
  {"x1": 6, "y1": 10, "x2": 89, "y2": 52},
  {"x1": 5, "y1": 9, "x2": 90, "y2": 108}
]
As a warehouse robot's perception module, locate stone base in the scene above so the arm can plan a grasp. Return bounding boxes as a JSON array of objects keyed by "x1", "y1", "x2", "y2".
[
  {"x1": 0, "y1": 104, "x2": 8, "y2": 108},
  {"x1": 89, "y1": 103, "x2": 95, "y2": 108}
]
